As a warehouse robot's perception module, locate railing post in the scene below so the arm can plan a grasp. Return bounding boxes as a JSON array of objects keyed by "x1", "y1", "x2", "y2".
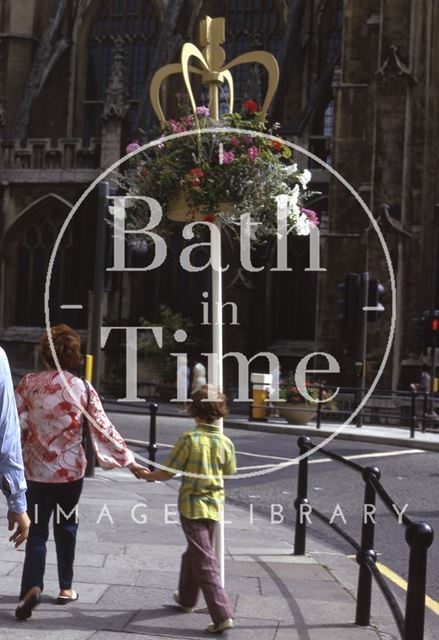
[
  {"x1": 294, "y1": 436, "x2": 311, "y2": 555},
  {"x1": 148, "y1": 403, "x2": 158, "y2": 472},
  {"x1": 316, "y1": 384, "x2": 323, "y2": 429},
  {"x1": 409, "y1": 390, "x2": 417, "y2": 439},
  {"x1": 248, "y1": 380, "x2": 254, "y2": 422},
  {"x1": 421, "y1": 393, "x2": 428, "y2": 432},
  {"x1": 404, "y1": 522, "x2": 434, "y2": 640},
  {"x1": 355, "y1": 465, "x2": 380, "y2": 626}
]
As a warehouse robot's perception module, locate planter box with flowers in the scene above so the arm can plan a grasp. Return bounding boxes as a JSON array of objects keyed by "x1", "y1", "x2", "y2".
[{"x1": 278, "y1": 375, "x2": 333, "y2": 425}]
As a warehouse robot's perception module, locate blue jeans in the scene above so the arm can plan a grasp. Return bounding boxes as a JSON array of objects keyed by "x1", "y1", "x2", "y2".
[{"x1": 20, "y1": 478, "x2": 83, "y2": 598}]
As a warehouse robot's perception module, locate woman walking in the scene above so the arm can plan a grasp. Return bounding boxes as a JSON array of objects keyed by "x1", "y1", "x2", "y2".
[{"x1": 14, "y1": 324, "x2": 141, "y2": 620}]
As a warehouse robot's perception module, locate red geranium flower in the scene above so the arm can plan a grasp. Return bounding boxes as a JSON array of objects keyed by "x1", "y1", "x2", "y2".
[
  {"x1": 271, "y1": 139, "x2": 282, "y2": 152},
  {"x1": 202, "y1": 214, "x2": 216, "y2": 223},
  {"x1": 189, "y1": 167, "x2": 204, "y2": 177},
  {"x1": 243, "y1": 99, "x2": 257, "y2": 113}
]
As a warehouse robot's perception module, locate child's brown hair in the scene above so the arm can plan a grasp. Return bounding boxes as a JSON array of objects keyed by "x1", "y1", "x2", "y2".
[{"x1": 187, "y1": 384, "x2": 228, "y2": 423}]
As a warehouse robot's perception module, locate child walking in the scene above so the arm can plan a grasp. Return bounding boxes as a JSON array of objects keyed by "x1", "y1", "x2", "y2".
[{"x1": 134, "y1": 384, "x2": 236, "y2": 633}]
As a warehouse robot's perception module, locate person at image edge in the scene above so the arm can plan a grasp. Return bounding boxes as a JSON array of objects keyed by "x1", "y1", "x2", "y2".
[{"x1": 0, "y1": 347, "x2": 30, "y2": 549}]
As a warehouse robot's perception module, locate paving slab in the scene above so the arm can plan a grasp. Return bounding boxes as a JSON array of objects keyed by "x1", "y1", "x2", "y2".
[{"x1": 0, "y1": 470, "x2": 404, "y2": 640}]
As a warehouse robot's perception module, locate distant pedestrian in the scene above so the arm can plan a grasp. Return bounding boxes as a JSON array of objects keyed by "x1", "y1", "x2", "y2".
[
  {"x1": 191, "y1": 359, "x2": 207, "y2": 393},
  {"x1": 420, "y1": 364, "x2": 432, "y2": 393},
  {"x1": 133, "y1": 384, "x2": 236, "y2": 633},
  {"x1": 177, "y1": 360, "x2": 190, "y2": 399},
  {"x1": 14, "y1": 324, "x2": 143, "y2": 620},
  {"x1": 410, "y1": 364, "x2": 432, "y2": 393},
  {"x1": 0, "y1": 347, "x2": 30, "y2": 548},
  {"x1": 411, "y1": 364, "x2": 439, "y2": 426}
]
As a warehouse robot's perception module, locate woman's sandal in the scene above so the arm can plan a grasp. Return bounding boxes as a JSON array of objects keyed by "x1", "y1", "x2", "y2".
[
  {"x1": 56, "y1": 589, "x2": 79, "y2": 605},
  {"x1": 15, "y1": 586, "x2": 41, "y2": 620}
]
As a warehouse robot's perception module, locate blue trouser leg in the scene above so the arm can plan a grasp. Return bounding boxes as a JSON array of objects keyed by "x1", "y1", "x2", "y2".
[
  {"x1": 53, "y1": 479, "x2": 83, "y2": 590},
  {"x1": 19, "y1": 479, "x2": 83, "y2": 598},
  {"x1": 20, "y1": 483, "x2": 52, "y2": 599}
]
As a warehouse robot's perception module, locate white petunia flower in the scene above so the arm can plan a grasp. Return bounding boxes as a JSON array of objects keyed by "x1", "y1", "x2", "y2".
[{"x1": 297, "y1": 168, "x2": 312, "y2": 189}]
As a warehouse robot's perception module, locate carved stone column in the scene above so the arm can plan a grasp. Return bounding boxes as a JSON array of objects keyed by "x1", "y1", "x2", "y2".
[{"x1": 100, "y1": 36, "x2": 129, "y2": 169}]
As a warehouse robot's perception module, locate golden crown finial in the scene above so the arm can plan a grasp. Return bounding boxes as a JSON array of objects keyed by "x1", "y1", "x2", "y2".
[{"x1": 150, "y1": 15, "x2": 279, "y2": 122}]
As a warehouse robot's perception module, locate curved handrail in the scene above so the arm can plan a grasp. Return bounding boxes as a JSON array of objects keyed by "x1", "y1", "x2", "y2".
[{"x1": 293, "y1": 436, "x2": 434, "y2": 640}]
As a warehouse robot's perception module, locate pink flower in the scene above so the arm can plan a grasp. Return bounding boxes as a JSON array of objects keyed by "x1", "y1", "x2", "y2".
[
  {"x1": 169, "y1": 119, "x2": 181, "y2": 133},
  {"x1": 222, "y1": 150, "x2": 235, "y2": 164},
  {"x1": 126, "y1": 141, "x2": 140, "y2": 153},
  {"x1": 182, "y1": 115, "x2": 194, "y2": 128},
  {"x1": 230, "y1": 135, "x2": 239, "y2": 147},
  {"x1": 247, "y1": 146, "x2": 259, "y2": 162},
  {"x1": 196, "y1": 105, "x2": 210, "y2": 117},
  {"x1": 302, "y1": 209, "x2": 320, "y2": 226}
]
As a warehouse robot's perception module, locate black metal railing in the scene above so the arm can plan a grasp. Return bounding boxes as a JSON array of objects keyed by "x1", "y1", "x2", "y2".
[
  {"x1": 148, "y1": 402, "x2": 158, "y2": 471},
  {"x1": 123, "y1": 403, "x2": 159, "y2": 471},
  {"x1": 294, "y1": 436, "x2": 434, "y2": 640},
  {"x1": 247, "y1": 381, "x2": 439, "y2": 438}
]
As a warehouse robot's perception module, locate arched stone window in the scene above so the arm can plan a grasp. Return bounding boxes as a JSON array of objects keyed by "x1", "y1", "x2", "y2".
[
  {"x1": 3, "y1": 196, "x2": 89, "y2": 329},
  {"x1": 83, "y1": 0, "x2": 160, "y2": 143},
  {"x1": 200, "y1": 0, "x2": 286, "y2": 110}
]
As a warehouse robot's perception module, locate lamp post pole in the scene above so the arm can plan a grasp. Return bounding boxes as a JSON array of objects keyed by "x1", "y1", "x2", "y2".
[
  {"x1": 211, "y1": 220, "x2": 225, "y2": 585},
  {"x1": 150, "y1": 13, "x2": 279, "y2": 590}
]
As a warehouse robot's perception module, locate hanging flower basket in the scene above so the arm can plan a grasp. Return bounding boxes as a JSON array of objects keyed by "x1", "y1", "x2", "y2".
[
  {"x1": 166, "y1": 188, "x2": 233, "y2": 223},
  {"x1": 121, "y1": 96, "x2": 320, "y2": 239}
]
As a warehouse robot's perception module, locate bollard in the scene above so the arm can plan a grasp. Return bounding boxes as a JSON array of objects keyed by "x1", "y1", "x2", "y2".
[
  {"x1": 404, "y1": 522, "x2": 434, "y2": 640},
  {"x1": 355, "y1": 466, "x2": 380, "y2": 626},
  {"x1": 148, "y1": 403, "x2": 158, "y2": 472},
  {"x1": 83, "y1": 355, "x2": 96, "y2": 478},
  {"x1": 409, "y1": 390, "x2": 417, "y2": 438},
  {"x1": 294, "y1": 436, "x2": 311, "y2": 555}
]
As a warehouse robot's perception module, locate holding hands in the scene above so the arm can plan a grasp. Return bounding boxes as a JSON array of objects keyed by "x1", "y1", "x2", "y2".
[
  {"x1": 128, "y1": 462, "x2": 153, "y2": 480},
  {"x1": 128, "y1": 462, "x2": 173, "y2": 482}
]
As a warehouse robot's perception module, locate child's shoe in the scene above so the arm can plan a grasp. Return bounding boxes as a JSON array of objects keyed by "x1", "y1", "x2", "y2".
[
  {"x1": 172, "y1": 591, "x2": 194, "y2": 613},
  {"x1": 207, "y1": 618, "x2": 234, "y2": 633}
]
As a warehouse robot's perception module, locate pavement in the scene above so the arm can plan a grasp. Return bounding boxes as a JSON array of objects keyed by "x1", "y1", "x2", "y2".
[{"x1": 0, "y1": 466, "x2": 417, "y2": 640}]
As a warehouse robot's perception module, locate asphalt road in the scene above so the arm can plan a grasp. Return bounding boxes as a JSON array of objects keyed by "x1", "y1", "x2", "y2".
[{"x1": 109, "y1": 411, "x2": 439, "y2": 615}]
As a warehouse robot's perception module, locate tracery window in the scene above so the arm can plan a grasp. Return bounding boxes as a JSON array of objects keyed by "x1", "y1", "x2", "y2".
[
  {"x1": 15, "y1": 216, "x2": 74, "y2": 326},
  {"x1": 84, "y1": 0, "x2": 159, "y2": 143}
]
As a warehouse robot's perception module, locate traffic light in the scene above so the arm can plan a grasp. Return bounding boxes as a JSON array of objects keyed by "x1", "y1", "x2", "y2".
[
  {"x1": 337, "y1": 273, "x2": 361, "y2": 333},
  {"x1": 422, "y1": 310, "x2": 439, "y2": 349},
  {"x1": 367, "y1": 280, "x2": 385, "y2": 322}
]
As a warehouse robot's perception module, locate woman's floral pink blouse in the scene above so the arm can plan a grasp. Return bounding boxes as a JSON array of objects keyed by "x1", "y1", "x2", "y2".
[{"x1": 15, "y1": 370, "x2": 134, "y2": 482}]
